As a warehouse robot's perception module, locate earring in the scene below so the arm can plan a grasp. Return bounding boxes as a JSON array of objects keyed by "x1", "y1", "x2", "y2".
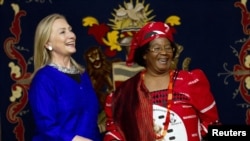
[{"x1": 47, "y1": 46, "x2": 53, "y2": 51}]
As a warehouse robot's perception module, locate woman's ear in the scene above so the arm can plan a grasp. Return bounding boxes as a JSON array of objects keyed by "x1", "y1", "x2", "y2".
[{"x1": 45, "y1": 43, "x2": 53, "y2": 51}]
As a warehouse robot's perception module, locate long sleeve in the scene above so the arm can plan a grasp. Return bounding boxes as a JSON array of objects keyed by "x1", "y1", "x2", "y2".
[
  {"x1": 189, "y1": 69, "x2": 220, "y2": 136},
  {"x1": 171, "y1": 69, "x2": 220, "y2": 140},
  {"x1": 29, "y1": 70, "x2": 70, "y2": 140},
  {"x1": 176, "y1": 69, "x2": 220, "y2": 137},
  {"x1": 103, "y1": 93, "x2": 124, "y2": 141},
  {"x1": 28, "y1": 66, "x2": 101, "y2": 141}
]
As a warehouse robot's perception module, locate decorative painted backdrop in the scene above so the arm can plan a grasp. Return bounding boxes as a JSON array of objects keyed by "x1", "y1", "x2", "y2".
[{"x1": 1, "y1": 0, "x2": 250, "y2": 140}]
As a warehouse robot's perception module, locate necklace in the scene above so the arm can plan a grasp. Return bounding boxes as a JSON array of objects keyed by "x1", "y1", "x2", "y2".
[
  {"x1": 48, "y1": 63, "x2": 80, "y2": 74},
  {"x1": 141, "y1": 70, "x2": 174, "y2": 140}
]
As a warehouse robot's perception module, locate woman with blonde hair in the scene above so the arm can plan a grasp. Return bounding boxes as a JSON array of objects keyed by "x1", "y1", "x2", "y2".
[{"x1": 29, "y1": 13, "x2": 101, "y2": 141}]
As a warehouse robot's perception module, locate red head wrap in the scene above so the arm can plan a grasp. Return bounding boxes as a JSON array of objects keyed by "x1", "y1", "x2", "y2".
[{"x1": 126, "y1": 21, "x2": 175, "y2": 66}]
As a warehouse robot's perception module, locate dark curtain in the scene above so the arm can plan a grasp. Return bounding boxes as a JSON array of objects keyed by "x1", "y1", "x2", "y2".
[{"x1": 1, "y1": 0, "x2": 249, "y2": 140}]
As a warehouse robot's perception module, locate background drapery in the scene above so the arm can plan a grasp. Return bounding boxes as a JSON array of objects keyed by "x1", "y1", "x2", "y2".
[{"x1": 1, "y1": 0, "x2": 249, "y2": 140}]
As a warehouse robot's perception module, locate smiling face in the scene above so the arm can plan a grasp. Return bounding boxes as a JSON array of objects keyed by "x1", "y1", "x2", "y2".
[
  {"x1": 47, "y1": 18, "x2": 76, "y2": 61},
  {"x1": 144, "y1": 37, "x2": 174, "y2": 74}
]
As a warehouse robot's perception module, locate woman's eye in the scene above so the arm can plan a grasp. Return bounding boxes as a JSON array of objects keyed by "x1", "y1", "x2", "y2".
[
  {"x1": 60, "y1": 31, "x2": 65, "y2": 34},
  {"x1": 154, "y1": 47, "x2": 161, "y2": 51},
  {"x1": 165, "y1": 47, "x2": 171, "y2": 50}
]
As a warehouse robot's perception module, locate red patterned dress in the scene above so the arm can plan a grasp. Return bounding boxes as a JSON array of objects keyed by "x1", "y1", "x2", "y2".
[{"x1": 104, "y1": 69, "x2": 219, "y2": 141}]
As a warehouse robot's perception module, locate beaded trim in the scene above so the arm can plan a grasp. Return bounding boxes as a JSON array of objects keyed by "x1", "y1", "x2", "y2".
[
  {"x1": 48, "y1": 63, "x2": 80, "y2": 74},
  {"x1": 141, "y1": 69, "x2": 179, "y2": 140}
]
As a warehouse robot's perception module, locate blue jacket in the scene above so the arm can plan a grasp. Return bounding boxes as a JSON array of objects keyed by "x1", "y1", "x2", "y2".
[{"x1": 29, "y1": 65, "x2": 101, "y2": 141}]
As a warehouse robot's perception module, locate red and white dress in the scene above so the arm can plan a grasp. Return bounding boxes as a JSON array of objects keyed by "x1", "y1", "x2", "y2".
[{"x1": 104, "y1": 69, "x2": 219, "y2": 141}]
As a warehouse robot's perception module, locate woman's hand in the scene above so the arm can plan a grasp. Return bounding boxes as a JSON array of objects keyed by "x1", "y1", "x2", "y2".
[{"x1": 72, "y1": 135, "x2": 93, "y2": 141}]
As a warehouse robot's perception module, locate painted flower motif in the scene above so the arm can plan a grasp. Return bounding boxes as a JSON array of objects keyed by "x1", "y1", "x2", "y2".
[{"x1": 102, "y1": 30, "x2": 122, "y2": 51}]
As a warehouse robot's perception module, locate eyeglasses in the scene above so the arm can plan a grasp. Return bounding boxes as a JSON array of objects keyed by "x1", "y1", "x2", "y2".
[{"x1": 148, "y1": 45, "x2": 174, "y2": 53}]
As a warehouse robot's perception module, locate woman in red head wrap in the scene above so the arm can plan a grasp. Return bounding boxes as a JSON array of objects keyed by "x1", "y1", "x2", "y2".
[{"x1": 104, "y1": 21, "x2": 220, "y2": 141}]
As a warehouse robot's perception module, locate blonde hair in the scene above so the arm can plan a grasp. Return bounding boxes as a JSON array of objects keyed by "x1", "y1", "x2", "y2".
[{"x1": 32, "y1": 13, "x2": 84, "y2": 79}]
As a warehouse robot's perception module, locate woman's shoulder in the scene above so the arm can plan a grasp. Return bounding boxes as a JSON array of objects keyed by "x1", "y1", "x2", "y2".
[
  {"x1": 115, "y1": 71, "x2": 141, "y2": 90},
  {"x1": 177, "y1": 69, "x2": 209, "y2": 83},
  {"x1": 178, "y1": 69, "x2": 206, "y2": 77},
  {"x1": 34, "y1": 65, "x2": 54, "y2": 77},
  {"x1": 31, "y1": 65, "x2": 57, "y2": 83},
  {"x1": 122, "y1": 71, "x2": 141, "y2": 84}
]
